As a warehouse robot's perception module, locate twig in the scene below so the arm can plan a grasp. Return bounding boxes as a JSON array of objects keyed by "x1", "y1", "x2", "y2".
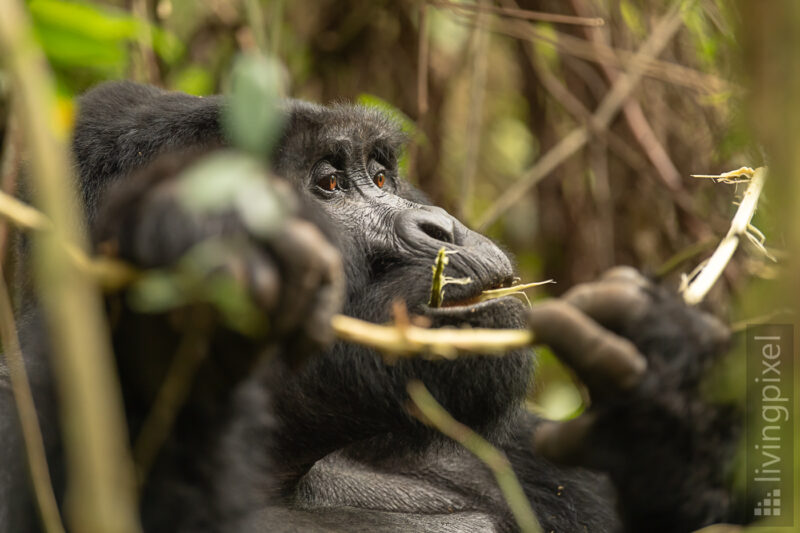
[
  {"x1": 682, "y1": 167, "x2": 768, "y2": 305},
  {"x1": 517, "y1": 37, "x2": 651, "y2": 175},
  {"x1": 0, "y1": 1, "x2": 142, "y2": 531},
  {"x1": 460, "y1": 0, "x2": 491, "y2": 220},
  {"x1": 407, "y1": 381, "x2": 543, "y2": 533},
  {"x1": 730, "y1": 307, "x2": 793, "y2": 333},
  {"x1": 0, "y1": 109, "x2": 21, "y2": 265},
  {"x1": 130, "y1": 0, "x2": 160, "y2": 84},
  {"x1": 454, "y1": 7, "x2": 728, "y2": 95},
  {"x1": 332, "y1": 314, "x2": 534, "y2": 359},
  {"x1": 571, "y1": 0, "x2": 682, "y2": 191},
  {"x1": 133, "y1": 313, "x2": 210, "y2": 484},
  {"x1": 429, "y1": 0, "x2": 603, "y2": 27},
  {"x1": 268, "y1": 0, "x2": 285, "y2": 56},
  {"x1": 0, "y1": 189, "x2": 139, "y2": 289},
  {"x1": 476, "y1": 0, "x2": 691, "y2": 231},
  {"x1": 655, "y1": 238, "x2": 717, "y2": 278},
  {"x1": 417, "y1": 3, "x2": 430, "y2": 117},
  {"x1": 0, "y1": 274, "x2": 65, "y2": 533},
  {"x1": 242, "y1": 0, "x2": 267, "y2": 54}
]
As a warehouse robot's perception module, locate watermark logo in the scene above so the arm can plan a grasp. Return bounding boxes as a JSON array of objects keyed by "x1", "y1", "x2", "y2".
[
  {"x1": 746, "y1": 324, "x2": 794, "y2": 527},
  {"x1": 753, "y1": 489, "x2": 781, "y2": 517}
]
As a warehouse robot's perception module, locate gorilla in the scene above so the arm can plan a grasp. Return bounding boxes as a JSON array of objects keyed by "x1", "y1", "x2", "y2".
[{"x1": 0, "y1": 81, "x2": 740, "y2": 532}]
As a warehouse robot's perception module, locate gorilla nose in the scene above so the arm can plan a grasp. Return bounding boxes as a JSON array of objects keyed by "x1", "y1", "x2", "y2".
[
  {"x1": 396, "y1": 206, "x2": 462, "y2": 248},
  {"x1": 395, "y1": 205, "x2": 514, "y2": 287}
]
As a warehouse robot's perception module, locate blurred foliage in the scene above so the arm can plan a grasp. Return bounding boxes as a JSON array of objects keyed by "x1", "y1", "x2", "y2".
[{"x1": 1, "y1": 0, "x2": 778, "y2": 421}]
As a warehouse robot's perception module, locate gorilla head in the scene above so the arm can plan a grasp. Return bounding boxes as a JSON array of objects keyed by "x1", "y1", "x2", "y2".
[{"x1": 268, "y1": 101, "x2": 533, "y2": 468}]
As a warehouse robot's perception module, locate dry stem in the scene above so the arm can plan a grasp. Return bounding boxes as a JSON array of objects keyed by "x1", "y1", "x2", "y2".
[
  {"x1": 0, "y1": 275, "x2": 65, "y2": 533},
  {"x1": 430, "y1": 0, "x2": 602, "y2": 27},
  {"x1": 682, "y1": 167, "x2": 768, "y2": 305},
  {"x1": 407, "y1": 381, "x2": 543, "y2": 533},
  {"x1": 0, "y1": 1, "x2": 142, "y2": 531},
  {"x1": 476, "y1": 0, "x2": 691, "y2": 230},
  {"x1": 332, "y1": 314, "x2": 534, "y2": 359}
]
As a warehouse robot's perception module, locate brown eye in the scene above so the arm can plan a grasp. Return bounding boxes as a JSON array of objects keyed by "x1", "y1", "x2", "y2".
[
  {"x1": 317, "y1": 174, "x2": 337, "y2": 191},
  {"x1": 373, "y1": 171, "x2": 386, "y2": 188}
]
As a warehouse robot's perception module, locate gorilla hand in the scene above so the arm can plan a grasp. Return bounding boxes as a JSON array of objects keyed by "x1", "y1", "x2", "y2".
[
  {"x1": 529, "y1": 267, "x2": 736, "y2": 532},
  {"x1": 94, "y1": 151, "x2": 344, "y2": 364}
]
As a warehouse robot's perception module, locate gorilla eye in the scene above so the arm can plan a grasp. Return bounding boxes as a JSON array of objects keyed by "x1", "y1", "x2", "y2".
[
  {"x1": 316, "y1": 173, "x2": 338, "y2": 192},
  {"x1": 373, "y1": 171, "x2": 386, "y2": 188}
]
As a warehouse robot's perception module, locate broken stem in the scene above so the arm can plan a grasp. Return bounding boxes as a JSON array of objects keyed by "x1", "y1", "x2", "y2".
[{"x1": 682, "y1": 167, "x2": 767, "y2": 305}]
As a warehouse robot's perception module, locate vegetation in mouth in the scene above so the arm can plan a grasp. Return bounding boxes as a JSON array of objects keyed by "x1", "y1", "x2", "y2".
[
  {"x1": 427, "y1": 247, "x2": 472, "y2": 308},
  {"x1": 427, "y1": 247, "x2": 554, "y2": 309}
]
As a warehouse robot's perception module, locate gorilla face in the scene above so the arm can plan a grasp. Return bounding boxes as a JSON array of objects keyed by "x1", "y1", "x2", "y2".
[{"x1": 270, "y1": 101, "x2": 533, "y2": 452}]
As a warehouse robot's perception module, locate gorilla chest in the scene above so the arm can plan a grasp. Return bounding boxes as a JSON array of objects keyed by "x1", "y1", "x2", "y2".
[{"x1": 284, "y1": 449, "x2": 508, "y2": 532}]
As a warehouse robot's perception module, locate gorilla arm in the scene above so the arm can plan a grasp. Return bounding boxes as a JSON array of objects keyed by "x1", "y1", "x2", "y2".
[{"x1": 506, "y1": 268, "x2": 739, "y2": 533}]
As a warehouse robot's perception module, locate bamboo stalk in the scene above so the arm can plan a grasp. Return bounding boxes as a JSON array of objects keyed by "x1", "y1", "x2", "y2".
[
  {"x1": 0, "y1": 1, "x2": 142, "y2": 531},
  {"x1": 0, "y1": 274, "x2": 65, "y2": 533}
]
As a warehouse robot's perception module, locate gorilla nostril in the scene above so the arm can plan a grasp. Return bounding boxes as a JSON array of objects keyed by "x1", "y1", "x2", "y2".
[{"x1": 420, "y1": 222, "x2": 454, "y2": 244}]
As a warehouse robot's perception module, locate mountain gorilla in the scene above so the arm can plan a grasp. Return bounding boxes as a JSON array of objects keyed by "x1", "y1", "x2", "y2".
[{"x1": 0, "y1": 81, "x2": 739, "y2": 532}]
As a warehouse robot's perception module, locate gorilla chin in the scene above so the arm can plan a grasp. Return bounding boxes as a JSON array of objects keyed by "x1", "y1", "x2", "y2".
[{"x1": 293, "y1": 261, "x2": 535, "y2": 449}]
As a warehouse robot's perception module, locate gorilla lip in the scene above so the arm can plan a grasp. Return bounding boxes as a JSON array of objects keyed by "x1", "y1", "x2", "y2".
[{"x1": 433, "y1": 277, "x2": 515, "y2": 309}]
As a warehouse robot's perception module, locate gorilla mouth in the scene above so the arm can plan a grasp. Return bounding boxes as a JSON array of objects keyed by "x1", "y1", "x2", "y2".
[
  {"x1": 421, "y1": 276, "x2": 526, "y2": 326},
  {"x1": 435, "y1": 277, "x2": 515, "y2": 308}
]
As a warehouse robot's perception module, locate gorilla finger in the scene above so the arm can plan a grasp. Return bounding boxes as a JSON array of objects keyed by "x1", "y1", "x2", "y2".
[
  {"x1": 299, "y1": 239, "x2": 344, "y2": 347},
  {"x1": 599, "y1": 266, "x2": 651, "y2": 288},
  {"x1": 698, "y1": 312, "x2": 731, "y2": 349},
  {"x1": 563, "y1": 282, "x2": 649, "y2": 331},
  {"x1": 243, "y1": 248, "x2": 280, "y2": 310},
  {"x1": 528, "y1": 301, "x2": 647, "y2": 399},
  {"x1": 532, "y1": 413, "x2": 597, "y2": 466},
  {"x1": 271, "y1": 219, "x2": 338, "y2": 332}
]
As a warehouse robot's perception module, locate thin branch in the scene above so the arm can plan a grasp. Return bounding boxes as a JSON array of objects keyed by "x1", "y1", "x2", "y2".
[
  {"x1": 417, "y1": 3, "x2": 430, "y2": 117},
  {"x1": 0, "y1": 1, "x2": 142, "y2": 531},
  {"x1": 0, "y1": 274, "x2": 65, "y2": 533},
  {"x1": 512, "y1": 29, "x2": 651, "y2": 176},
  {"x1": 0, "y1": 109, "x2": 21, "y2": 265},
  {"x1": 655, "y1": 238, "x2": 717, "y2": 278},
  {"x1": 453, "y1": 7, "x2": 728, "y2": 95},
  {"x1": 460, "y1": 0, "x2": 491, "y2": 220},
  {"x1": 268, "y1": 0, "x2": 285, "y2": 57},
  {"x1": 130, "y1": 0, "x2": 160, "y2": 84},
  {"x1": 476, "y1": 0, "x2": 691, "y2": 231},
  {"x1": 407, "y1": 381, "x2": 543, "y2": 533},
  {"x1": 730, "y1": 307, "x2": 794, "y2": 333},
  {"x1": 429, "y1": 0, "x2": 603, "y2": 27},
  {"x1": 133, "y1": 313, "x2": 211, "y2": 484},
  {"x1": 571, "y1": 0, "x2": 682, "y2": 191},
  {"x1": 0, "y1": 189, "x2": 139, "y2": 289},
  {"x1": 242, "y1": 0, "x2": 267, "y2": 54},
  {"x1": 332, "y1": 314, "x2": 534, "y2": 360},
  {"x1": 682, "y1": 167, "x2": 767, "y2": 305}
]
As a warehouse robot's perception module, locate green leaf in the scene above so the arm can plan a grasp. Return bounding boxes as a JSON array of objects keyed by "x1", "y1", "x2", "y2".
[
  {"x1": 30, "y1": 0, "x2": 183, "y2": 70},
  {"x1": 176, "y1": 151, "x2": 291, "y2": 238},
  {"x1": 30, "y1": 0, "x2": 140, "y2": 42},
  {"x1": 223, "y1": 54, "x2": 287, "y2": 157}
]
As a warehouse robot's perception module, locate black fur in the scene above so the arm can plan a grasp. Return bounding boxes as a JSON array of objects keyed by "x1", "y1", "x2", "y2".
[{"x1": 0, "y1": 81, "x2": 741, "y2": 532}]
